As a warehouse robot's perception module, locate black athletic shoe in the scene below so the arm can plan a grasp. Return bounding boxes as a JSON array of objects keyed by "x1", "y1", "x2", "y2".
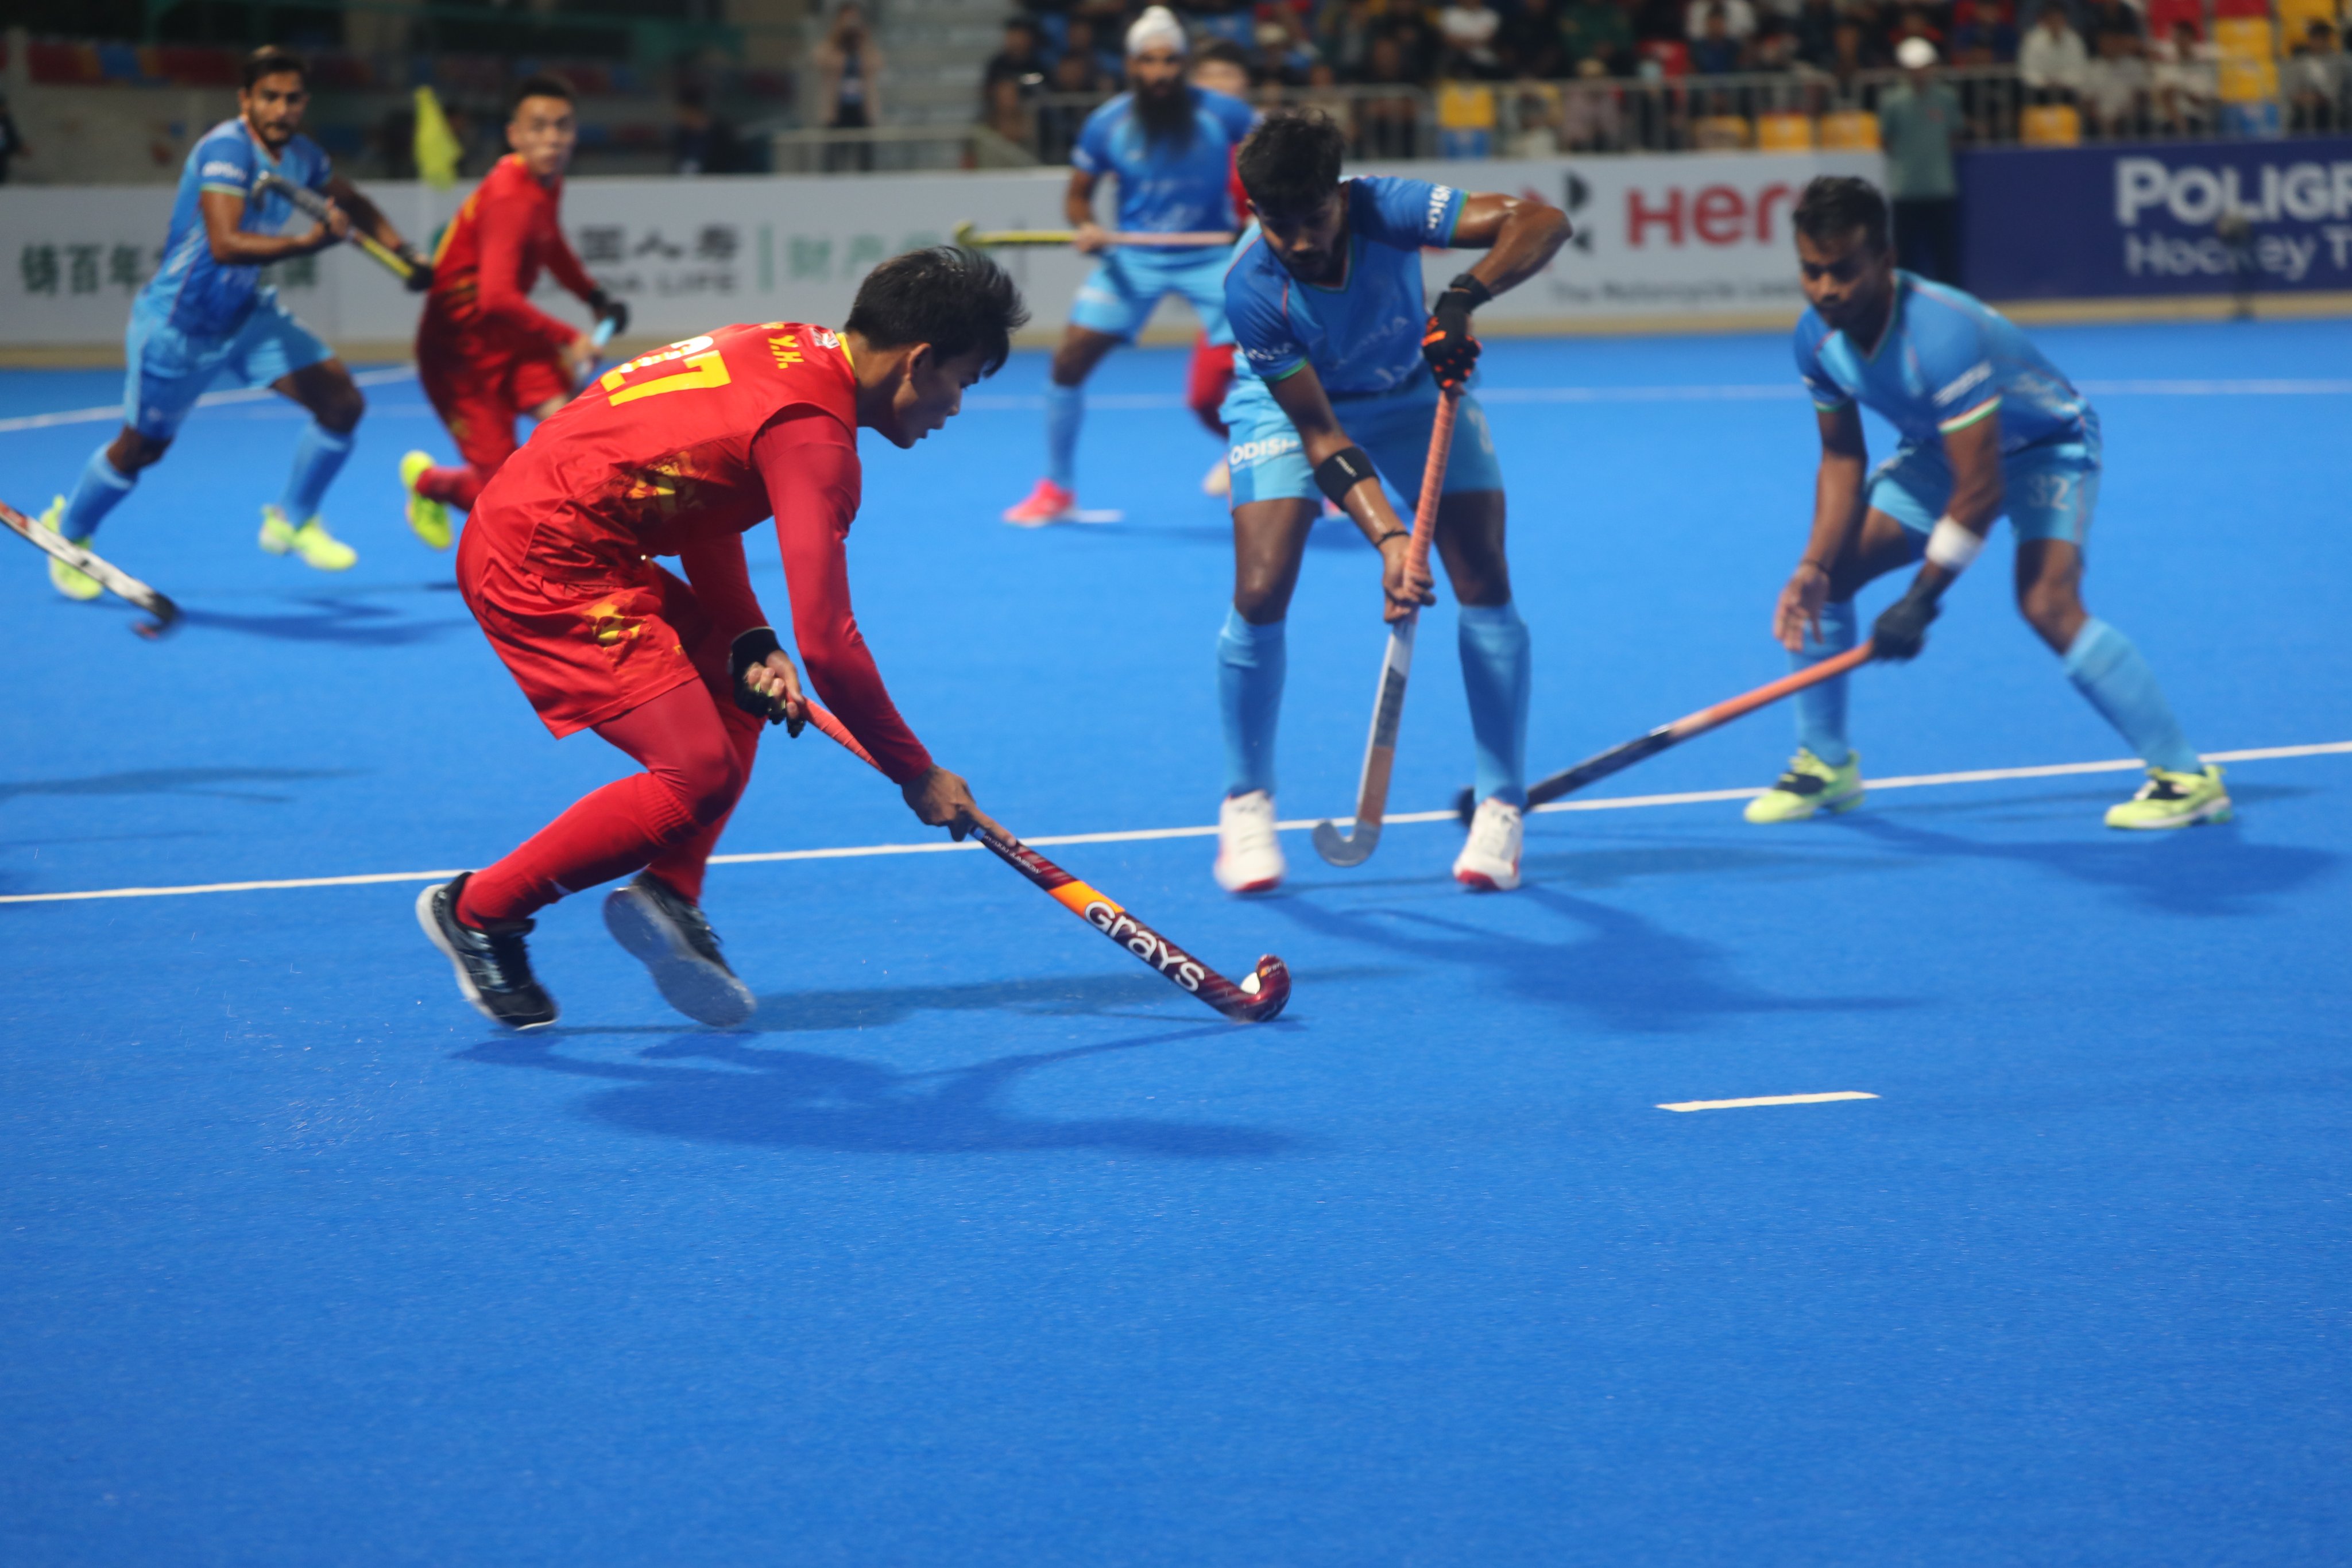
[
  {"x1": 603, "y1": 872, "x2": 757, "y2": 1027},
  {"x1": 416, "y1": 874, "x2": 559, "y2": 1029}
]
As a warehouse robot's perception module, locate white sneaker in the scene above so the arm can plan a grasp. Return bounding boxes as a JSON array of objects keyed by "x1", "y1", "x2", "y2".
[
  {"x1": 1201, "y1": 456, "x2": 1231, "y2": 497},
  {"x1": 1213, "y1": 789, "x2": 1285, "y2": 893},
  {"x1": 1453, "y1": 796, "x2": 1524, "y2": 891}
]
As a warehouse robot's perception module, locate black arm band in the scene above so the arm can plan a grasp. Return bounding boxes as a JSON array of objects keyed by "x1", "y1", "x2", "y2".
[
  {"x1": 1446, "y1": 272, "x2": 1494, "y2": 309},
  {"x1": 1313, "y1": 446, "x2": 1376, "y2": 506}
]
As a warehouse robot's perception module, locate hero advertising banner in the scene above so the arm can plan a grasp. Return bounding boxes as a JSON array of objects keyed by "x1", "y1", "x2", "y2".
[
  {"x1": 1, "y1": 150, "x2": 1885, "y2": 351},
  {"x1": 1958, "y1": 137, "x2": 2352, "y2": 299}
]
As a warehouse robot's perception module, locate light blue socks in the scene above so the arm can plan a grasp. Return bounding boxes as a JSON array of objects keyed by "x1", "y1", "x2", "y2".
[
  {"x1": 1044, "y1": 382, "x2": 1082, "y2": 490},
  {"x1": 276, "y1": 423, "x2": 354, "y2": 522},
  {"x1": 1217, "y1": 607, "x2": 1286, "y2": 797},
  {"x1": 61, "y1": 445, "x2": 138, "y2": 540},
  {"x1": 2063, "y1": 617, "x2": 2199, "y2": 773},
  {"x1": 1457, "y1": 601, "x2": 1531, "y2": 807},
  {"x1": 1790, "y1": 598, "x2": 1858, "y2": 768}
]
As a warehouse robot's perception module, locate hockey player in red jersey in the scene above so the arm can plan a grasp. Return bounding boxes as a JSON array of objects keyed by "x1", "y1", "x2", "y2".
[
  {"x1": 400, "y1": 73, "x2": 626, "y2": 547},
  {"x1": 417, "y1": 247, "x2": 1028, "y2": 1029}
]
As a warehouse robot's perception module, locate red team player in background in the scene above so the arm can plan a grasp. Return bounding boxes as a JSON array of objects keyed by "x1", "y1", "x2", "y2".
[
  {"x1": 400, "y1": 73, "x2": 627, "y2": 549},
  {"x1": 418, "y1": 248, "x2": 1027, "y2": 1031},
  {"x1": 1183, "y1": 40, "x2": 1251, "y2": 497}
]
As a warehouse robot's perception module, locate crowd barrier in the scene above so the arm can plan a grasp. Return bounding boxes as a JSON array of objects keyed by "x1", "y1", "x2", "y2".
[{"x1": 0, "y1": 149, "x2": 1885, "y2": 351}]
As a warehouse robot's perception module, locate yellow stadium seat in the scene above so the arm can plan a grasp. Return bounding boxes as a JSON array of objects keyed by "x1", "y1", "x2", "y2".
[
  {"x1": 2277, "y1": 0, "x2": 2338, "y2": 41},
  {"x1": 1817, "y1": 110, "x2": 1881, "y2": 149},
  {"x1": 1694, "y1": 114, "x2": 1753, "y2": 148},
  {"x1": 1437, "y1": 82, "x2": 1498, "y2": 131},
  {"x1": 2021, "y1": 103, "x2": 2083, "y2": 144},
  {"x1": 1757, "y1": 111, "x2": 1815, "y2": 150}
]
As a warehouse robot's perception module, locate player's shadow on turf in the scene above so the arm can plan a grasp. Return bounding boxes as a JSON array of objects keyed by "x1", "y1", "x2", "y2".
[
  {"x1": 0, "y1": 766, "x2": 358, "y2": 803},
  {"x1": 177, "y1": 598, "x2": 470, "y2": 646},
  {"x1": 1845, "y1": 808, "x2": 2334, "y2": 915},
  {"x1": 461, "y1": 1025, "x2": 1290, "y2": 1157},
  {"x1": 1271, "y1": 885, "x2": 1910, "y2": 1033}
]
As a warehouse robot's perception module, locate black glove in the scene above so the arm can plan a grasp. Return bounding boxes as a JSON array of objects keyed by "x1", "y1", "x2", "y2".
[
  {"x1": 401, "y1": 248, "x2": 434, "y2": 293},
  {"x1": 588, "y1": 289, "x2": 630, "y2": 336},
  {"x1": 1421, "y1": 272, "x2": 1488, "y2": 390},
  {"x1": 1871, "y1": 583, "x2": 1942, "y2": 662},
  {"x1": 729, "y1": 627, "x2": 804, "y2": 734}
]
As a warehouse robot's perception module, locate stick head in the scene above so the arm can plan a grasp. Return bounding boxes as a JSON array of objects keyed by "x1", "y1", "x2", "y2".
[
  {"x1": 1310, "y1": 818, "x2": 1379, "y2": 867},
  {"x1": 1220, "y1": 955, "x2": 1291, "y2": 1023},
  {"x1": 1452, "y1": 786, "x2": 1475, "y2": 827}
]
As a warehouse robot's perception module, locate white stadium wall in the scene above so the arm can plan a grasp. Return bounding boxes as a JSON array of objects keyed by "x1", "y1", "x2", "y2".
[{"x1": 0, "y1": 152, "x2": 1885, "y2": 354}]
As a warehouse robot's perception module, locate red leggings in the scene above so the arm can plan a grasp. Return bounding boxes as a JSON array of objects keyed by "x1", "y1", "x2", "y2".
[
  {"x1": 458, "y1": 679, "x2": 760, "y2": 927},
  {"x1": 1187, "y1": 335, "x2": 1235, "y2": 437}
]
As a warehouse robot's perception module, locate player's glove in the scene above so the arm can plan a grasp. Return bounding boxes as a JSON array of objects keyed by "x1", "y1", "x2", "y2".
[
  {"x1": 1421, "y1": 272, "x2": 1490, "y2": 390},
  {"x1": 1871, "y1": 580, "x2": 1942, "y2": 662},
  {"x1": 730, "y1": 626, "x2": 806, "y2": 735},
  {"x1": 400, "y1": 247, "x2": 434, "y2": 293},
  {"x1": 589, "y1": 290, "x2": 630, "y2": 336}
]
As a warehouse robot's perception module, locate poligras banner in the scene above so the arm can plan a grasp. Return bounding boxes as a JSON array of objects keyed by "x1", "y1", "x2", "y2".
[
  {"x1": 0, "y1": 149, "x2": 1884, "y2": 351},
  {"x1": 1959, "y1": 137, "x2": 2352, "y2": 299}
]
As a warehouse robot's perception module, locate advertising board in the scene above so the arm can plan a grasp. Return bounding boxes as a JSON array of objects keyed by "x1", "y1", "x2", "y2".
[
  {"x1": 1959, "y1": 137, "x2": 2352, "y2": 299},
  {"x1": 1, "y1": 149, "x2": 1883, "y2": 351}
]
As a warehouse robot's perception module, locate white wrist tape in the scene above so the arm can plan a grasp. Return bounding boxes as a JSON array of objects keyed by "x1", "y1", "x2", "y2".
[{"x1": 1925, "y1": 517, "x2": 1984, "y2": 572}]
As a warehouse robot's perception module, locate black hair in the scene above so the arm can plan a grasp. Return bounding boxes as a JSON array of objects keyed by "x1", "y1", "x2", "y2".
[
  {"x1": 510, "y1": 73, "x2": 576, "y2": 115},
  {"x1": 1793, "y1": 175, "x2": 1890, "y2": 254},
  {"x1": 1195, "y1": 39, "x2": 1252, "y2": 70},
  {"x1": 1236, "y1": 107, "x2": 1345, "y2": 218},
  {"x1": 241, "y1": 47, "x2": 308, "y2": 92},
  {"x1": 846, "y1": 246, "x2": 1028, "y2": 377}
]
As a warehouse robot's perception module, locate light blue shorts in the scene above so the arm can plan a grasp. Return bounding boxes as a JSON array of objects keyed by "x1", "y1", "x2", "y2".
[
  {"x1": 123, "y1": 288, "x2": 334, "y2": 441},
  {"x1": 1220, "y1": 374, "x2": 1504, "y2": 508},
  {"x1": 1070, "y1": 247, "x2": 1232, "y2": 344},
  {"x1": 1867, "y1": 418, "x2": 2104, "y2": 550}
]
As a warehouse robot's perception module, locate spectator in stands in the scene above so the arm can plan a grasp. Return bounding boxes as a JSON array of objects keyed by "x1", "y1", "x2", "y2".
[
  {"x1": 1692, "y1": 5, "x2": 1746, "y2": 72},
  {"x1": 1036, "y1": 49, "x2": 1107, "y2": 162},
  {"x1": 984, "y1": 18, "x2": 1050, "y2": 106},
  {"x1": 1830, "y1": 16, "x2": 1874, "y2": 90},
  {"x1": 1949, "y1": 0, "x2": 2018, "y2": 66},
  {"x1": 1386, "y1": 11, "x2": 1443, "y2": 83},
  {"x1": 1321, "y1": 0, "x2": 1379, "y2": 79},
  {"x1": 2018, "y1": 4, "x2": 2089, "y2": 103},
  {"x1": 2148, "y1": 18, "x2": 2214, "y2": 132},
  {"x1": 1192, "y1": 37, "x2": 1255, "y2": 96},
  {"x1": 1686, "y1": 0, "x2": 1757, "y2": 45},
  {"x1": 1500, "y1": 0, "x2": 1569, "y2": 80},
  {"x1": 1633, "y1": 0, "x2": 1689, "y2": 52},
  {"x1": 1790, "y1": 0, "x2": 1842, "y2": 69},
  {"x1": 672, "y1": 86, "x2": 744, "y2": 175},
  {"x1": 985, "y1": 74, "x2": 1036, "y2": 147},
  {"x1": 1440, "y1": 0, "x2": 1508, "y2": 77},
  {"x1": 1186, "y1": 0, "x2": 1258, "y2": 52},
  {"x1": 1880, "y1": 38, "x2": 1962, "y2": 282},
  {"x1": 1359, "y1": 34, "x2": 1424, "y2": 150},
  {"x1": 1561, "y1": 56, "x2": 1624, "y2": 145},
  {"x1": 2289, "y1": 20, "x2": 2346, "y2": 132},
  {"x1": 2083, "y1": 0, "x2": 2143, "y2": 45},
  {"x1": 816, "y1": 3, "x2": 885, "y2": 171},
  {"x1": 0, "y1": 94, "x2": 25, "y2": 184},
  {"x1": 2083, "y1": 22, "x2": 2149, "y2": 136}
]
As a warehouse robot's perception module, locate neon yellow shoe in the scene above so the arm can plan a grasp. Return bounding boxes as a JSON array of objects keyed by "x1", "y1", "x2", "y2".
[
  {"x1": 40, "y1": 496, "x2": 103, "y2": 602},
  {"x1": 400, "y1": 450, "x2": 452, "y2": 550},
  {"x1": 2106, "y1": 764, "x2": 2231, "y2": 830},
  {"x1": 1743, "y1": 747, "x2": 1864, "y2": 823},
  {"x1": 259, "y1": 506, "x2": 357, "y2": 571}
]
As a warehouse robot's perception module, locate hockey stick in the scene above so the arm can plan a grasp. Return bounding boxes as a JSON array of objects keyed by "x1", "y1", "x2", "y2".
[
  {"x1": 1, "y1": 499, "x2": 179, "y2": 638},
  {"x1": 253, "y1": 173, "x2": 425, "y2": 285},
  {"x1": 1310, "y1": 387, "x2": 1458, "y2": 868},
  {"x1": 800, "y1": 703, "x2": 1291, "y2": 1023},
  {"x1": 953, "y1": 220, "x2": 1236, "y2": 249},
  {"x1": 1450, "y1": 641, "x2": 1879, "y2": 824}
]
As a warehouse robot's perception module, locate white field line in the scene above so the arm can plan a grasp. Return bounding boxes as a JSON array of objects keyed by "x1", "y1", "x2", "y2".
[
  {"x1": 0, "y1": 366, "x2": 416, "y2": 435},
  {"x1": 5, "y1": 374, "x2": 2338, "y2": 432},
  {"x1": 1659, "y1": 1091, "x2": 1878, "y2": 1112},
  {"x1": 2, "y1": 741, "x2": 2342, "y2": 908}
]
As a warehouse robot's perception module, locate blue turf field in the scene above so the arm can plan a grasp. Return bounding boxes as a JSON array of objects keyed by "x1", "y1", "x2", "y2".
[{"x1": 3, "y1": 324, "x2": 2349, "y2": 1564}]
